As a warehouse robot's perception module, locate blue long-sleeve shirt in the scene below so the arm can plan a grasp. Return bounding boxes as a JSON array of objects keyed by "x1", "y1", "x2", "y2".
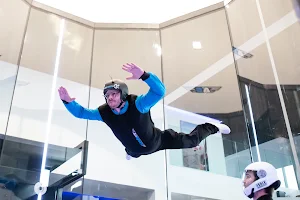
[{"x1": 63, "y1": 72, "x2": 165, "y2": 121}]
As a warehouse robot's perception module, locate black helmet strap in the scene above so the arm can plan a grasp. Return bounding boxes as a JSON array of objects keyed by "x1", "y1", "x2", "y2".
[{"x1": 116, "y1": 100, "x2": 124, "y2": 108}]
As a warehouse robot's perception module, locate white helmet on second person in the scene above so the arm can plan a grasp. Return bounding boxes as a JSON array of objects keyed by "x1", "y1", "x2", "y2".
[{"x1": 243, "y1": 162, "x2": 281, "y2": 198}]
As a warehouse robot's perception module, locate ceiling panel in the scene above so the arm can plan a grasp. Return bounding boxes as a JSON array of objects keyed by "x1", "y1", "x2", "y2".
[{"x1": 33, "y1": 0, "x2": 224, "y2": 23}]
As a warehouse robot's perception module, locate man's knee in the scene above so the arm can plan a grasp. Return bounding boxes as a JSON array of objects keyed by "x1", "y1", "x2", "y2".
[
  {"x1": 182, "y1": 135, "x2": 200, "y2": 148},
  {"x1": 163, "y1": 129, "x2": 178, "y2": 137}
]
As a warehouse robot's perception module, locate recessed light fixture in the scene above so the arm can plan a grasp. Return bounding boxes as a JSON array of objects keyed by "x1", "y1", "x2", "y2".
[
  {"x1": 153, "y1": 44, "x2": 162, "y2": 56},
  {"x1": 232, "y1": 46, "x2": 253, "y2": 59},
  {"x1": 193, "y1": 41, "x2": 202, "y2": 49},
  {"x1": 186, "y1": 86, "x2": 222, "y2": 93}
]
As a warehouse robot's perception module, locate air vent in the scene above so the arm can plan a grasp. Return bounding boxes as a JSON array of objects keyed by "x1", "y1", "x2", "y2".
[
  {"x1": 232, "y1": 46, "x2": 253, "y2": 59},
  {"x1": 189, "y1": 86, "x2": 221, "y2": 94}
]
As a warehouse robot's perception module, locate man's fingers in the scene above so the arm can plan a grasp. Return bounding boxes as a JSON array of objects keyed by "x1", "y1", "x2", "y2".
[
  {"x1": 63, "y1": 88, "x2": 68, "y2": 95},
  {"x1": 122, "y1": 65, "x2": 130, "y2": 70},
  {"x1": 126, "y1": 76, "x2": 134, "y2": 80},
  {"x1": 61, "y1": 88, "x2": 65, "y2": 95},
  {"x1": 130, "y1": 63, "x2": 137, "y2": 68},
  {"x1": 126, "y1": 63, "x2": 135, "y2": 67},
  {"x1": 122, "y1": 65, "x2": 132, "y2": 72}
]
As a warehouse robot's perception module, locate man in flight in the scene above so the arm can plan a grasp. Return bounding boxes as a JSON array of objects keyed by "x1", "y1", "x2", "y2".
[{"x1": 58, "y1": 63, "x2": 230, "y2": 160}]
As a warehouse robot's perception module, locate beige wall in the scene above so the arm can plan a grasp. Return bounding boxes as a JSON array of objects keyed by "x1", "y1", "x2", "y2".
[
  {"x1": 269, "y1": 16, "x2": 300, "y2": 85},
  {"x1": 260, "y1": 0, "x2": 295, "y2": 27},
  {"x1": 20, "y1": 8, "x2": 94, "y2": 86},
  {"x1": 0, "y1": 0, "x2": 30, "y2": 64},
  {"x1": 226, "y1": 0, "x2": 263, "y2": 47}
]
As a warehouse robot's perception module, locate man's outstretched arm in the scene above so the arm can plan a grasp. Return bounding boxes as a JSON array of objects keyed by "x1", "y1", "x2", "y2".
[
  {"x1": 58, "y1": 86, "x2": 103, "y2": 121},
  {"x1": 63, "y1": 100, "x2": 103, "y2": 121},
  {"x1": 135, "y1": 71, "x2": 166, "y2": 113},
  {"x1": 121, "y1": 63, "x2": 166, "y2": 113}
]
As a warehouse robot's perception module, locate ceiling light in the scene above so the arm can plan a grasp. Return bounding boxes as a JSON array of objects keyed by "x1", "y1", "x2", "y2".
[
  {"x1": 153, "y1": 44, "x2": 162, "y2": 56},
  {"x1": 193, "y1": 41, "x2": 202, "y2": 49},
  {"x1": 188, "y1": 86, "x2": 222, "y2": 93}
]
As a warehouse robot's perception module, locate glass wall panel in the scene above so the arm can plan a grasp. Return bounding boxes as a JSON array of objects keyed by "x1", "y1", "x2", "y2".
[
  {"x1": 0, "y1": 0, "x2": 30, "y2": 199},
  {"x1": 259, "y1": 0, "x2": 300, "y2": 189},
  {"x1": 161, "y1": 7, "x2": 252, "y2": 200},
  {"x1": 0, "y1": 0, "x2": 30, "y2": 135},
  {"x1": 86, "y1": 28, "x2": 167, "y2": 200},
  {"x1": 2, "y1": 0, "x2": 300, "y2": 199},
  {"x1": 226, "y1": 0, "x2": 300, "y2": 193},
  {"x1": 2, "y1": 7, "x2": 93, "y2": 199},
  {"x1": 6, "y1": 8, "x2": 93, "y2": 145}
]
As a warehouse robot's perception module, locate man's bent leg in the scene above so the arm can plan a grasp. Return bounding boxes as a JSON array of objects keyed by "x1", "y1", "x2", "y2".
[
  {"x1": 124, "y1": 123, "x2": 221, "y2": 157},
  {"x1": 159, "y1": 123, "x2": 219, "y2": 150}
]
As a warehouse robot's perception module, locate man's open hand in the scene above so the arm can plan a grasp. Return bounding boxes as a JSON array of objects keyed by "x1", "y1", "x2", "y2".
[
  {"x1": 122, "y1": 63, "x2": 144, "y2": 80},
  {"x1": 58, "y1": 86, "x2": 76, "y2": 103}
]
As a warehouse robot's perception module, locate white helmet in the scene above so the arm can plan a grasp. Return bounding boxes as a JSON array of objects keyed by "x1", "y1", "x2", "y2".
[{"x1": 242, "y1": 162, "x2": 281, "y2": 198}]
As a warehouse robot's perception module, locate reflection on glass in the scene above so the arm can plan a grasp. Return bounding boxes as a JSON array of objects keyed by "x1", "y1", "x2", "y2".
[
  {"x1": 180, "y1": 121, "x2": 209, "y2": 171},
  {"x1": 259, "y1": 0, "x2": 300, "y2": 188},
  {"x1": 276, "y1": 168, "x2": 286, "y2": 188},
  {"x1": 244, "y1": 84, "x2": 261, "y2": 162},
  {"x1": 0, "y1": 0, "x2": 31, "y2": 199},
  {"x1": 285, "y1": 165, "x2": 299, "y2": 190},
  {"x1": 226, "y1": 0, "x2": 300, "y2": 191},
  {"x1": 1, "y1": 6, "x2": 92, "y2": 199},
  {"x1": 160, "y1": 6, "x2": 253, "y2": 188},
  {"x1": 39, "y1": 19, "x2": 65, "y2": 197},
  {"x1": 0, "y1": 0, "x2": 29, "y2": 134},
  {"x1": 0, "y1": 134, "x2": 85, "y2": 199},
  {"x1": 238, "y1": 56, "x2": 300, "y2": 190},
  {"x1": 0, "y1": 62, "x2": 18, "y2": 134}
]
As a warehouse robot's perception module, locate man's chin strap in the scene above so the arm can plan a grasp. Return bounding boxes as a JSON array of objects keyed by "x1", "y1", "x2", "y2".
[{"x1": 117, "y1": 100, "x2": 124, "y2": 108}]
